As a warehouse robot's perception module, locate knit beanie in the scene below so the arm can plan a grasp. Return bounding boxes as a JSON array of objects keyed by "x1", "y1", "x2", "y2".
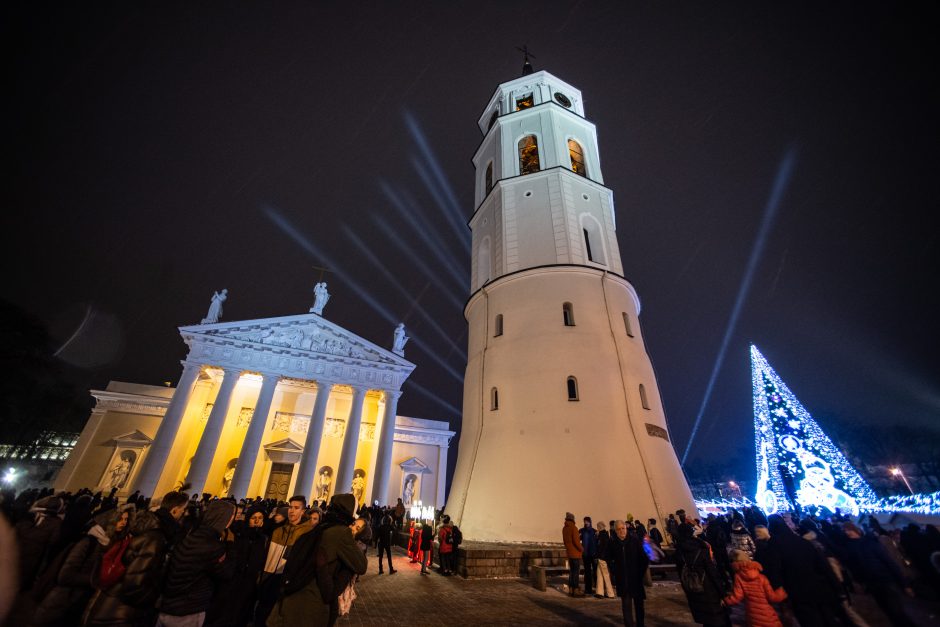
[{"x1": 565, "y1": 512, "x2": 575, "y2": 522}]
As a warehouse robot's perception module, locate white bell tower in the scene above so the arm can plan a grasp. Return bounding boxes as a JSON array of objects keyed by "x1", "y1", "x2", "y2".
[{"x1": 446, "y1": 64, "x2": 696, "y2": 543}]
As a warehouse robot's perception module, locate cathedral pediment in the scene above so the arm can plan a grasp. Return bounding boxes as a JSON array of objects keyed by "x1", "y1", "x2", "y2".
[{"x1": 180, "y1": 313, "x2": 411, "y2": 368}]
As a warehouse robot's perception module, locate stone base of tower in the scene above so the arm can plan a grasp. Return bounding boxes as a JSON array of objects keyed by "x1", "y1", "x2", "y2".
[{"x1": 445, "y1": 266, "x2": 697, "y2": 543}]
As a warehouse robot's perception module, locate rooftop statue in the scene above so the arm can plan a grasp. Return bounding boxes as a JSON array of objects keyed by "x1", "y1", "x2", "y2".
[
  {"x1": 310, "y1": 281, "x2": 330, "y2": 315},
  {"x1": 392, "y1": 323, "x2": 409, "y2": 356},
  {"x1": 201, "y1": 289, "x2": 228, "y2": 324}
]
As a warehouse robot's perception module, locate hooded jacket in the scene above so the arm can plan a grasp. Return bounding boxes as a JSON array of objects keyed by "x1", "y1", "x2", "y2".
[
  {"x1": 724, "y1": 560, "x2": 787, "y2": 627},
  {"x1": 160, "y1": 500, "x2": 236, "y2": 617},
  {"x1": 563, "y1": 520, "x2": 583, "y2": 559}
]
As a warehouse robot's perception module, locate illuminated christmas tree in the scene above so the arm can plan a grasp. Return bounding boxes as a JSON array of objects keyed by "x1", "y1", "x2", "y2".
[{"x1": 751, "y1": 344, "x2": 877, "y2": 515}]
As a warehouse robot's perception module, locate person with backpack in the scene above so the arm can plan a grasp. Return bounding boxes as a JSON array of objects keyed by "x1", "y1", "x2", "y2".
[
  {"x1": 83, "y1": 490, "x2": 188, "y2": 626},
  {"x1": 267, "y1": 493, "x2": 367, "y2": 627},
  {"x1": 157, "y1": 499, "x2": 236, "y2": 626},
  {"x1": 437, "y1": 516, "x2": 455, "y2": 576},
  {"x1": 30, "y1": 505, "x2": 135, "y2": 627},
  {"x1": 674, "y1": 522, "x2": 730, "y2": 627}
]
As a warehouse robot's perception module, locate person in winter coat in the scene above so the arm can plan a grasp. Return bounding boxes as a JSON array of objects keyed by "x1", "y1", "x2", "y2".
[
  {"x1": 375, "y1": 514, "x2": 396, "y2": 575},
  {"x1": 764, "y1": 515, "x2": 841, "y2": 627},
  {"x1": 728, "y1": 520, "x2": 757, "y2": 559},
  {"x1": 16, "y1": 495, "x2": 64, "y2": 591},
  {"x1": 30, "y1": 505, "x2": 134, "y2": 627},
  {"x1": 255, "y1": 496, "x2": 313, "y2": 626},
  {"x1": 419, "y1": 521, "x2": 434, "y2": 574},
  {"x1": 206, "y1": 504, "x2": 269, "y2": 627},
  {"x1": 84, "y1": 490, "x2": 189, "y2": 627},
  {"x1": 841, "y1": 522, "x2": 917, "y2": 627},
  {"x1": 563, "y1": 512, "x2": 584, "y2": 597},
  {"x1": 606, "y1": 520, "x2": 649, "y2": 627},
  {"x1": 437, "y1": 516, "x2": 455, "y2": 576},
  {"x1": 674, "y1": 523, "x2": 730, "y2": 627},
  {"x1": 580, "y1": 517, "x2": 598, "y2": 595},
  {"x1": 158, "y1": 499, "x2": 236, "y2": 625},
  {"x1": 595, "y1": 522, "x2": 616, "y2": 598},
  {"x1": 647, "y1": 519, "x2": 664, "y2": 548},
  {"x1": 267, "y1": 493, "x2": 368, "y2": 627},
  {"x1": 723, "y1": 550, "x2": 787, "y2": 627}
]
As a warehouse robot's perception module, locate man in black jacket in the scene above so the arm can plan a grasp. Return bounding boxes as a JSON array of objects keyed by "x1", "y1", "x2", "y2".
[
  {"x1": 157, "y1": 500, "x2": 236, "y2": 626},
  {"x1": 376, "y1": 514, "x2": 397, "y2": 575},
  {"x1": 606, "y1": 520, "x2": 649, "y2": 627}
]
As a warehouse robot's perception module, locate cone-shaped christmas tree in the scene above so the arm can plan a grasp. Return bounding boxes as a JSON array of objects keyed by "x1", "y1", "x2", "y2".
[{"x1": 751, "y1": 344, "x2": 877, "y2": 515}]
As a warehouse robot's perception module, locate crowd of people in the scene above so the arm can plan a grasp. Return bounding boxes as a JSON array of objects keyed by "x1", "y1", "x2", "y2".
[
  {"x1": 0, "y1": 485, "x2": 417, "y2": 626},
  {"x1": 562, "y1": 505, "x2": 940, "y2": 627},
  {"x1": 3, "y1": 483, "x2": 940, "y2": 627}
]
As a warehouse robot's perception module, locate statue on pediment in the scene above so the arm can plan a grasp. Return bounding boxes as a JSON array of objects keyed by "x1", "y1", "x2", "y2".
[
  {"x1": 201, "y1": 289, "x2": 228, "y2": 324},
  {"x1": 392, "y1": 323, "x2": 409, "y2": 356},
  {"x1": 310, "y1": 282, "x2": 330, "y2": 315}
]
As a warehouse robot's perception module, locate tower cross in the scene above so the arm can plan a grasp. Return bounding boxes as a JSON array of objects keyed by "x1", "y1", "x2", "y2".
[{"x1": 515, "y1": 45, "x2": 536, "y2": 75}]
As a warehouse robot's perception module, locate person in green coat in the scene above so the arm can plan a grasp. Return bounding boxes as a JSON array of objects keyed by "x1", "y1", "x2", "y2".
[{"x1": 268, "y1": 493, "x2": 367, "y2": 627}]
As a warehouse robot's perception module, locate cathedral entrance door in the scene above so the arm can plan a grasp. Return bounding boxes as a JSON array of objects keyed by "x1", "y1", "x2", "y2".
[{"x1": 265, "y1": 463, "x2": 293, "y2": 501}]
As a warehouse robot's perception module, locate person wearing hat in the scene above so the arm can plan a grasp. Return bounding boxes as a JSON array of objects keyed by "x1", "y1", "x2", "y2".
[
  {"x1": 157, "y1": 499, "x2": 237, "y2": 625},
  {"x1": 269, "y1": 493, "x2": 367, "y2": 626},
  {"x1": 206, "y1": 503, "x2": 270, "y2": 627},
  {"x1": 723, "y1": 549, "x2": 787, "y2": 627},
  {"x1": 563, "y1": 512, "x2": 584, "y2": 597},
  {"x1": 15, "y1": 495, "x2": 64, "y2": 591},
  {"x1": 728, "y1": 519, "x2": 757, "y2": 559}
]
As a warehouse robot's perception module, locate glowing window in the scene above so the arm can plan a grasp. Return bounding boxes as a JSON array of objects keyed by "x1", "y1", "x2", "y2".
[
  {"x1": 515, "y1": 94, "x2": 534, "y2": 110},
  {"x1": 568, "y1": 139, "x2": 586, "y2": 176},
  {"x1": 494, "y1": 314, "x2": 503, "y2": 337},
  {"x1": 485, "y1": 162, "x2": 494, "y2": 196},
  {"x1": 622, "y1": 312, "x2": 634, "y2": 337},
  {"x1": 639, "y1": 384, "x2": 650, "y2": 410},
  {"x1": 491, "y1": 387, "x2": 499, "y2": 411},
  {"x1": 518, "y1": 135, "x2": 540, "y2": 175},
  {"x1": 567, "y1": 376, "x2": 579, "y2": 401},
  {"x1": 563, "y1": 302, "x2": 575, "y2": 327}
]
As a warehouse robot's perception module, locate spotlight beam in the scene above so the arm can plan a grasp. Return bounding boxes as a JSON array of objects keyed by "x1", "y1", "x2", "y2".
[
  {"x1": 404, "y1": 379, "x2": 462, "y2": 417},
  {"x1": 263, "y1": 205, "x2": 464, "y2": 383},
  {"x1": 680, "y1": 146, "x2": 798, "y2": 465}
]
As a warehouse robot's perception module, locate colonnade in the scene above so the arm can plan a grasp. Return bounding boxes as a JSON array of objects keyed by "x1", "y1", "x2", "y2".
[{"x1": 131, "y1": 361, "x2": 402, "y2": 504}]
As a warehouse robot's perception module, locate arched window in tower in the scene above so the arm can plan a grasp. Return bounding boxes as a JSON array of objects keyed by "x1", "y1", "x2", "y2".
[
  {"x1": 478, "y1": 237, "x2": 492, "y2": 286},
  {"x1": 485, "y1": 162, "x2": 494, "y2": 196},
  {"x1": 568, "y1": 139, "x2": 587, "y2": 177},
  {"x1": 515, "y1": 93, "x2": 534, "y2": 110},
  {"x1": 518, "y1": 135, "x2": 540, "y2": 175},
  {"x1": 567, "y1": 376, "x2": 579, "y2": 401},
  {"x1": 563, "y1": 302, "x2": 575, "y2": 327},
  {"x1": 622, "y1": 312, "x2": 634, "y2": 337},
  {"x1": 494, "y1": 314, "x2": 503, "y2": 337},
  {"x1": 490, "y1": 387, "x2": 499, "y2": 411},
  {"x1": 580, "y1": 214, "x2": 608, "y2": 266},
  {"x1": 639, "y1": 384, "x2": 650, "y2": 410}
]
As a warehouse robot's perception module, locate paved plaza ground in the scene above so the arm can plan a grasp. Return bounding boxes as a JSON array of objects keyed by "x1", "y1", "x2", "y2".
[{"x1": 338, "y1": 546, "x2": 938, "y2": 626}]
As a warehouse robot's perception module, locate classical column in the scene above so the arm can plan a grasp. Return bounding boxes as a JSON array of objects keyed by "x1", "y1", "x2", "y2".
[
  {"x1": 335, "y1": 386, "x2": 368, "y2": 494},
  {"x1": 369, "y1": 390, "x2": 401, "y2": 506},
  {"x1": 228, "y1": 373, "x2": 280, "y2": 499},
  {"x1": 436, "y1": 444, "x2": 448, "y2": 508},
  {"x1": 186, "y1": 367, "x2": 241, "y2": 495},
  {"x1": 295, "y1": 382, "x2": 332, "y2": 500},
  {"x1": 132, "y1": 362, "x2": 202, "y2": 497}
]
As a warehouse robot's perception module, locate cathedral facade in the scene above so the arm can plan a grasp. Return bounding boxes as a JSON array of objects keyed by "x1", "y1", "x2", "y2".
[
  {"x1": 56, "y1": 309, "x2": 454, "y2": 509},
  {"x1": 445, "y1": 67, "x2": 696, "y2": 542}
]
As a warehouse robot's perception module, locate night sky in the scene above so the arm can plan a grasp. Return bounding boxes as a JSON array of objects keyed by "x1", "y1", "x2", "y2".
[{"x1": 7, "y1": 4, "x2": 938, "y2": 483}]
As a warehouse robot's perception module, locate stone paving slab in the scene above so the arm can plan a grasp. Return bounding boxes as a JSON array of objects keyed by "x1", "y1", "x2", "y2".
[{"x1": 339, "y1": 546, "x2": 936, "y2": 626}]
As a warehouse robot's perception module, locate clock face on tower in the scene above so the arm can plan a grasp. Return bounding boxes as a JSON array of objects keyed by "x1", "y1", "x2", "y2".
[{"x1": 554, "y1": 92, "x2": 572, "y2": 108}]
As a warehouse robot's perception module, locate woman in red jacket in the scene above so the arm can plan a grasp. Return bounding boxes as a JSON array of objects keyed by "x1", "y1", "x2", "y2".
[{"x1": 724, "y1": 550, "x2": 787, "y2": 627}]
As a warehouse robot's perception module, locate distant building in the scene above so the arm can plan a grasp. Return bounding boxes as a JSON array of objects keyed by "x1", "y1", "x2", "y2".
[{"x1": 0, "y1": 431, "x2": 79, "y2": 488}]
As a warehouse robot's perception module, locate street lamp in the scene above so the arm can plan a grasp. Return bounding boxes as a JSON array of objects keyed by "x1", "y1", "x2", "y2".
[{"x1": 890, "y1": 467, "x2": 914, "y2": 495}]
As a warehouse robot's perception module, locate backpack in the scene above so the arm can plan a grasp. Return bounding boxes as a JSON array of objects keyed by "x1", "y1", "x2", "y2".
[
  {"x1": 98, "y1": 536, "x2": 131, "y2": 589},
  {"x1": 451, "y1": 525, "x2": 462, "y2": 546},
  {"x1": 679, "y1": 549, "x2": 705, "y2": 593}
]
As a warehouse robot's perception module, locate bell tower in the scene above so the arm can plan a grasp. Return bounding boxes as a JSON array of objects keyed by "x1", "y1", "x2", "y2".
[{"x1": 446, "y1": 65, "x2": 696, "y2": 543}]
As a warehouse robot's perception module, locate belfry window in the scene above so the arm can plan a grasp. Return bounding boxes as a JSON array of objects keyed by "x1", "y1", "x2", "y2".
[
  {"x1": 518, "y1": 135, "x2": 540, "y2": 176},
  {"x1": 485, "y1": 162, "x2": 494, "y2": 196},
  {"x1": 563, "y1": 302, "x2": 575, "y2": 327},
  {"x1": 568, "y1": 139, "x2": 586, "y2": 177},
  {"x1": 494, "y1": 314, "x2": 503, "y2": 337},
  {"x1": 491, "y1": 387, "x2": 499, "y2": 410},
  {"x1": 515, "y1": 93, "x2": 534, "y2": 110},
  {"x1": 639, "y1": 384, "x2": 650, "y2": 409},
  {"x1": 622, "y1": 312, "x2": 634, "y2": 337},
  {"x1": 567, "y1": 376, "x2": 579, "y2": 401},
  {"x1": 583, "y1": 228, "x2": 594, "y2": 262},
  {"x1": 581, "y1": 215, "x2": 608, "y2": 266}
]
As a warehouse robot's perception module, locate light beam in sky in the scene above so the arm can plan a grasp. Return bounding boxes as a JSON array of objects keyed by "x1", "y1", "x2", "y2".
[{"x1": 680, "y1": 145, "x2": 798, "y2": 465}]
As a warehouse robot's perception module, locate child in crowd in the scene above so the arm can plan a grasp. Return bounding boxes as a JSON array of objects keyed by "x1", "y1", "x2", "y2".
[{"x1": 723, "y1": 549, "x2": 787, "y2": 627}]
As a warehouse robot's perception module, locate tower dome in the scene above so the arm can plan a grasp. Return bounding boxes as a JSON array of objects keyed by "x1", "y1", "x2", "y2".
[{"x1": 445, "y1": 69, "x2": 696, "y2": 542}]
